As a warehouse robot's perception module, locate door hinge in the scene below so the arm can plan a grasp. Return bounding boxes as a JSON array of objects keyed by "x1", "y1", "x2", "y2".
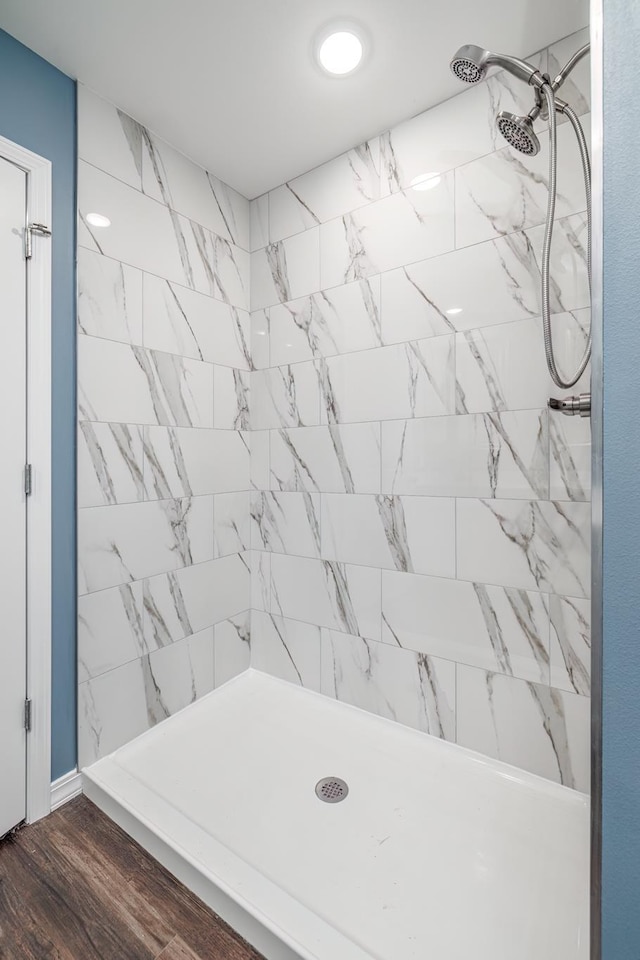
[
  {"x1": 24, "y1": 463, "x2": 32, "y2": 496},
  {"x1": 25, "y1": 222, "x2": 52, "y2": 260},
  {"x1": 24, "y1": 699, "x2": 32, "y2": 733}
]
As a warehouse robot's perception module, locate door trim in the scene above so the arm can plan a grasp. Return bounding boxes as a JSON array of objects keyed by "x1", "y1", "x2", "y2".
[{"x1": 0, "y1": 134, "x2": 53, "y2": 824}]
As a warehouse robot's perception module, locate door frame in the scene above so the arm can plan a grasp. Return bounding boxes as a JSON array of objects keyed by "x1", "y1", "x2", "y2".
[{"x1": 0, "y1": 134, "x2": 53, "y2": 824}]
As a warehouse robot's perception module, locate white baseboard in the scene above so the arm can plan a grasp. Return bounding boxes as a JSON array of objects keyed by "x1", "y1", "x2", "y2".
[{"x1": 50, "y1": 768, "x2": 83, "y2": 811}]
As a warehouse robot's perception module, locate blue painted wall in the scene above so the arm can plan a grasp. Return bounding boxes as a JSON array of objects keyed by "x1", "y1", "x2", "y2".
[
  {"x1": 0, "y1": 30, "x2": 76, "y2": 780},
  {"x1": 601, "y1": 1, "x2": 640, "y2": 955}
]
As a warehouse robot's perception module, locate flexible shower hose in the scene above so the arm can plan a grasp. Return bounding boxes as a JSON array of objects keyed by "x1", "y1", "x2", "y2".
[{"x1": 540, "y1": 82, "x2": 592, "y2": 389}]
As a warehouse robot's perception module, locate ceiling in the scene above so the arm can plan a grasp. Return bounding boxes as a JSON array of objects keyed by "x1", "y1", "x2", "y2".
[{"x1": 0, "y1": 0, "x2": 588, "y2": 198}]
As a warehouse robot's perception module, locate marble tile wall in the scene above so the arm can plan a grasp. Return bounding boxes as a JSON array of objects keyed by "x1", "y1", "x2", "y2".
[
  {"x1": 76, "y1": 27, "x2": 591, "y2": 790},
  {"x1": 77, "y1": 86, "x2": 251, "y2": 766},
  {"x1": 247, "y1": 27, "x2": 592, "y2": 791}
]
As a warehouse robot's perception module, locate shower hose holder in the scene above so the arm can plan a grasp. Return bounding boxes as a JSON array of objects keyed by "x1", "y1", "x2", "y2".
[{"x1": 548, "y1": 393, "x2": 591, "y2": 417}]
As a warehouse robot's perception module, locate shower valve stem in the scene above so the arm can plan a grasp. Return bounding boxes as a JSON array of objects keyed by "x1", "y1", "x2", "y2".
[{"x1": 548, "y1": 393, "x2": 591, "y2": 417}]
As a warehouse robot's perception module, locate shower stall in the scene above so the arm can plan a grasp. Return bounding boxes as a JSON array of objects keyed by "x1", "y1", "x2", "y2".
[{"x1": 75, "y1": 9, "x2": 595, "y2": 960}]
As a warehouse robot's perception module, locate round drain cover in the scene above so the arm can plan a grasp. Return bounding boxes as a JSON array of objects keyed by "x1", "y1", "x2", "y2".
[{"x1": 315, "y1": 777, "x2": 349, "y2": 803}]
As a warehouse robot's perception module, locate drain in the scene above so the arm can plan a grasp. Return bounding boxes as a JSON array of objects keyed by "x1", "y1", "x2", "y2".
[{"x1": 315, "y1": 777, "x2": 349, "y2": 803}]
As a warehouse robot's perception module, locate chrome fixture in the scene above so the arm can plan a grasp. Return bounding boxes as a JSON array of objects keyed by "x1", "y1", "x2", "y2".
[
  {"x1": 548, "y1": 393, "x2": 592, "y2": 417},
  {"x1": 450, "y1": 42, "x2": 592, "y2": 396},
  {"x1": 315, "y1": 777, "x2": 349, "y2": 803},
  {"x1": 450, "y1": 45, "x2": 547, "y2": 87},
  {"x1": 496, "y1": 112, "x2": 540, "y2": 155}
]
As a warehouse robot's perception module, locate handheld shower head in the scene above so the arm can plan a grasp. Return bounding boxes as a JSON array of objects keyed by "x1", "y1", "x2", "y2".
[
  {"x1": 450, "y1": 45, "x2": 545, "y2": 88},
  {"x1": 496, "y1": 112, "x2": 541, "y2": 155},
  {"x1": 450, "y1": 44, "x2": 489, "y2": 84}
]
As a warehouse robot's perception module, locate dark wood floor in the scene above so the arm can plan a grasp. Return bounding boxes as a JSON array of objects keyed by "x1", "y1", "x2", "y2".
[{"x1": 0, "y1": 796, "x2": 265, "y2": 960}]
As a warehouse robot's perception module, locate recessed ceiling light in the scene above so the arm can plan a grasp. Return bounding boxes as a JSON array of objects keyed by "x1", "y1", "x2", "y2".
[
  {"x1": 446, "y1": 307, "x2": 463, "y2": 315},
  {"x1": 317, "y1": 29, "x2": 364, "y2": 76},
  {"x1": 410, "y1": 173, "x2": 442, "y2": 192},
  {"x1": 85, "y1": 212, "x2": 111, "y2": 228}
]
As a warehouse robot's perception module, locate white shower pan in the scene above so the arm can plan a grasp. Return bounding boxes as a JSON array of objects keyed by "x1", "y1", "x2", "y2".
[{"x1": 83, "y1": 669, "x2": 589, "y2": 960}]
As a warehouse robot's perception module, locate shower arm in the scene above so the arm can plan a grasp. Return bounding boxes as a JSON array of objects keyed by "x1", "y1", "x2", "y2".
[
  {"x1": 484, "y1": 43, "x2": 589, "y2": 95},
  {"x1": 483, "y1": 52, "x2": 547, "y2": 87}
]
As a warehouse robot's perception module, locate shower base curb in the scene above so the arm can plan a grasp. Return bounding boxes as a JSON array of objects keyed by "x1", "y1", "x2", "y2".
[
  {"x1": 82, "y1": 669, "x2": 589, "y2": 960},
  {"x1": 83, "y1": 767, "x2": 308, "y2": 960}
]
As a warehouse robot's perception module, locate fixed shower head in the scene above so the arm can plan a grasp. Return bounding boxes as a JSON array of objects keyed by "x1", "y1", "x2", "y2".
[
  {"x1": 450, "y1": 45, "x2": 545, "y2": 88},
  {"x1": 450, "y1": 44, "x2": 489, "y2": 83},
  {"x1": 496, "y1": 111, "x2": 541, "y2": 155}
]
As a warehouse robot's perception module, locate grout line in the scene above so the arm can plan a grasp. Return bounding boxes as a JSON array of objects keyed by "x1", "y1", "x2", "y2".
[
  {"x1": 454, "y1": 662, "x2": 458, "y2": 744},
  {"x1": 228, "y1": 308, "x2": 591, "y2": 372},
  {"x1": 243, "y1": 202, "x2": 590, "y2": 312},
  {"x1": 452, "y1": 165, "x2": 457, "y2": 251},
  {"x1": 78, "y1": 328, "x2": 252, "y2": 372},
  {"x1": 78, "y1": 490, "x2": 225, "y2": 513},
  {"x1": 239, "y1": 602, "x2": 584, "y2": 697},
  {"x1": 454, "y1": 497, "x2": 458, "y2": 580},
  {"x1": 77, "y1": 235, "x2": 250, "y2": 312},
  {"x1": 341, "y1": 486, "x2": 570, "y2": 504},
  {"x1": 80, "y1": 605, "x2": 251, "y2": 688},
  {"x1": 78, "y1": 195, "x2": 588, "y2": 320},
  {"x1": 78, "y1": 156, "x2": 252, "y2": 254},
  {"x1": 78, "y1": 551, "x2": 249, "y2": 600},
  {"x1": 266, "y1": 548, "x2": 589, "y2": 601},
  {"x1": 253, "y1": 103, "x2": 592, "y2": 249}
]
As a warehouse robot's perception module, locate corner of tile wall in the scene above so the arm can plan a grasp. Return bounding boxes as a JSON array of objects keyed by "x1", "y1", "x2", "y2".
[{"x1": 77, "y1": 84, "x2": 253, "y2": 765}]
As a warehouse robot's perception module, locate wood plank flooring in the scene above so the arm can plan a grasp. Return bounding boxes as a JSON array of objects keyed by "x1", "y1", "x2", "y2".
[{"x1": 0, "y1": 796, "x2": 265, "y2": 960}]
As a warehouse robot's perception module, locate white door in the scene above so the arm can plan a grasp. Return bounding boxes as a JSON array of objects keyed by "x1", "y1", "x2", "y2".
[{"x1": 0, "y1": 155, "x2": 28, "y2": 837}]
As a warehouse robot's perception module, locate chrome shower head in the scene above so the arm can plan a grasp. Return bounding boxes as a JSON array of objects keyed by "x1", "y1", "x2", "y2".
[
  {"x1": 450, "y1": 44, "x2": 489, "y2": 83},
  {"x1": 496, "y1": 111, "x2": 541, "y2": 156},
  {"x1": 451, "y1": 45, "x2": 545, "y2": 88}
]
